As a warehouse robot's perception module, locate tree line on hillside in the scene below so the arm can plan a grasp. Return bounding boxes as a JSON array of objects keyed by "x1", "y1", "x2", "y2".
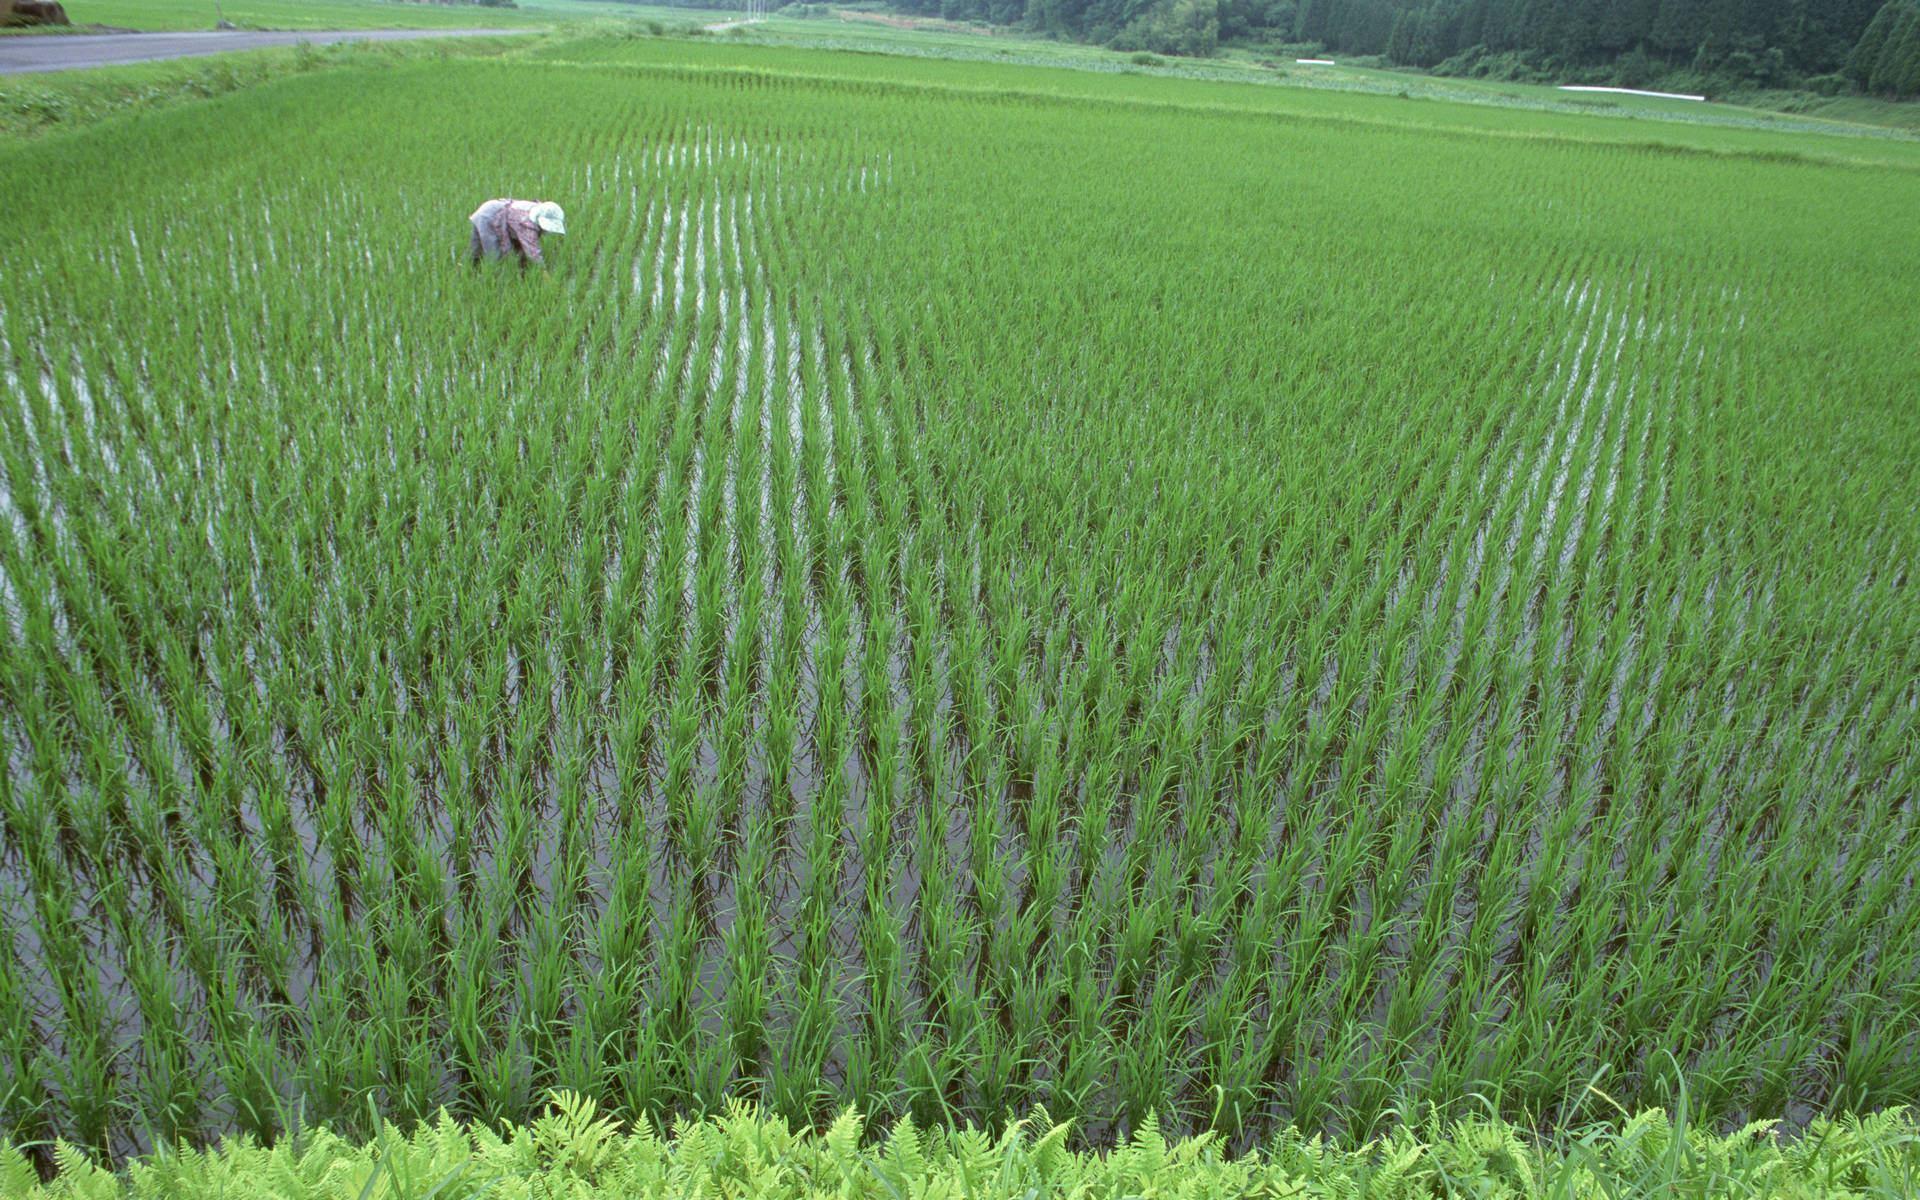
[
  {"x1": 644, "y1": 0, "x2": 1920, "y2": 92},
  {"x1": 1356, "y1": 0, "x2": 1920, "y2": 93},
  {"x1": 1848, "y1": 0, "x2": 1920, "y2": 94}
]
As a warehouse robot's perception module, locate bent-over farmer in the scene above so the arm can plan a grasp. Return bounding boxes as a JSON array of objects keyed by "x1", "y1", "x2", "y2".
[{"x1": 468, "y1": 198, "x2": 566, "y2": 266}]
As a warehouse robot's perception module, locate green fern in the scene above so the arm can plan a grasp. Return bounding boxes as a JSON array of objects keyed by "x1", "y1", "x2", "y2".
[
  {"x1": 0, "y1": 1145, "x2": 42, "y2": 1197},
  {"x1": 7, "y1": 1105, "x2": 1920, "y2": 1198}
]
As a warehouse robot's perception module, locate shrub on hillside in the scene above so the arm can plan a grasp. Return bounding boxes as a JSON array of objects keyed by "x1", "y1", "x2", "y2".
[{"x1": 1110, "y1": 0, "x2": 1219, "y2": 57}]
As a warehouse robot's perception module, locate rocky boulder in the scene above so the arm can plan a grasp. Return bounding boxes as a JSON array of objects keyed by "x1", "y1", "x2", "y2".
[{"x1": 3, "y1": 0, "x2": 71, "y2": 26}]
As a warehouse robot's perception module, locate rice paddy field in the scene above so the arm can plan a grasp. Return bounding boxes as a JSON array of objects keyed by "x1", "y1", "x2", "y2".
[{"x1": 1, "y1": 31, "x2": 1919, "y2": 1170}]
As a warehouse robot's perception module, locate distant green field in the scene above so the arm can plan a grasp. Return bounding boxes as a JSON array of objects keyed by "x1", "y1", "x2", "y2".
[
  {"x1": 534, "y1": 31, "x2": 1920, "y2": 168},
  {"x1": 695, "y1": 14, "x2": 1920, "y2": 143},
  {"x1": 1769, "y1": 89, "x2": 1920, "y2": 132},
  {"x1": 727, "y1": 11, "x2": 1920, "y2": 137},
  {"x1": 2, "y1": 22, "x2": 1917, "y2": 1171},
  {"x1": 17, "y1": 0, "x2": 1919, "y2": 139}
]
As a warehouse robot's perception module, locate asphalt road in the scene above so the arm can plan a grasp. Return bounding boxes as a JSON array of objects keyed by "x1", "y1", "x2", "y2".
[{"x1": 0, "y1": 27, "x2": 532, "y2": 76}]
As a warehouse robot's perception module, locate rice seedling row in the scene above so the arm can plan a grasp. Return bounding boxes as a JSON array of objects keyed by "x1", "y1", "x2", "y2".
[{"x1": 0, "y1": 50, "x2": 1916, "y2": 1163}]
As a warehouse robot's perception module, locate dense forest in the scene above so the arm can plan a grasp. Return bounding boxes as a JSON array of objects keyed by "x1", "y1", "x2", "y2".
[
  {"x1": 1847, "y1": 0, "x2": 1920, "y2": 94},
  {"x1": 981, "y1": 0, "x2": 1915, "y2": 90},
  {"x1": 655, "y1": 0, "x2": 1920, "y2": 93}
]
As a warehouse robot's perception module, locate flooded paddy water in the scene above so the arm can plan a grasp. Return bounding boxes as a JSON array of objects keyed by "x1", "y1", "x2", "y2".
[{"x1": 1, "y1": 54, "x2": 1918, "y2": 1166}]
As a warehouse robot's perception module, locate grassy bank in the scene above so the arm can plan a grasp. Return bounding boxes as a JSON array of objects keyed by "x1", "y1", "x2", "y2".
[
  {"x1": 1738, "y1": 87, "x2": 1920, "y2": 132},
  {"x1": 18, "y1": 0, "x2": 599, "y2": 33},
  {"x1": 7, "y1": 1097, "x2": 1920, "y2": 1198},
  {"x1": 0, "y1": 33, "x2": 537, "y2": 140}
]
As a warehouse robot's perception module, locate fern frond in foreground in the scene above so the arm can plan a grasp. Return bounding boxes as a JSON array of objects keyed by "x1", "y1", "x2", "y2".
[{"x1": 6, "y1": 1095, "x2": 1920, "y2": 1199}]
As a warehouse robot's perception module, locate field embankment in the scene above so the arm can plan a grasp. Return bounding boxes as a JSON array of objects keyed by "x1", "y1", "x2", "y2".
[
  {"x1": 0, "y1": 32, "x2": 528, "y2": 138},
  {"x1": 0, "y1": 28, "x2": 533, "y2": 75},
  {"x1": 9, "y1": 0, "x2": 577, "y2": 33}
]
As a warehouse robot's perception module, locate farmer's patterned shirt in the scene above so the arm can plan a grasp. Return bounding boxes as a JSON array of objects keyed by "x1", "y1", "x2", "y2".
[{"x1": 469, "y1": 198, "x2": 545, "y2": 264}]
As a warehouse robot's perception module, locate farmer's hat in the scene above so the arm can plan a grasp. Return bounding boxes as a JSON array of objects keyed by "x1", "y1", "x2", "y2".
[{"x1": 531, "y1": 202, "x2": 567, "y2": 235}]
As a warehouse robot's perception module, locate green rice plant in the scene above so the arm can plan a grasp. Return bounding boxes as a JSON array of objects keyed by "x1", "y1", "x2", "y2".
[{"x1": 1, "y1": 34, "x2": 1918, "y2": 1162}]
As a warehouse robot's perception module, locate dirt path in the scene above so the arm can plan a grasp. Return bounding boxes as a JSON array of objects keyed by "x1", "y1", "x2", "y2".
[
  {"x1": 701, "y1": 17, "x2": 763, "y2": 32},
  {"x1": 0, "y1": 27, "x2": 532, "y2": 76}
]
